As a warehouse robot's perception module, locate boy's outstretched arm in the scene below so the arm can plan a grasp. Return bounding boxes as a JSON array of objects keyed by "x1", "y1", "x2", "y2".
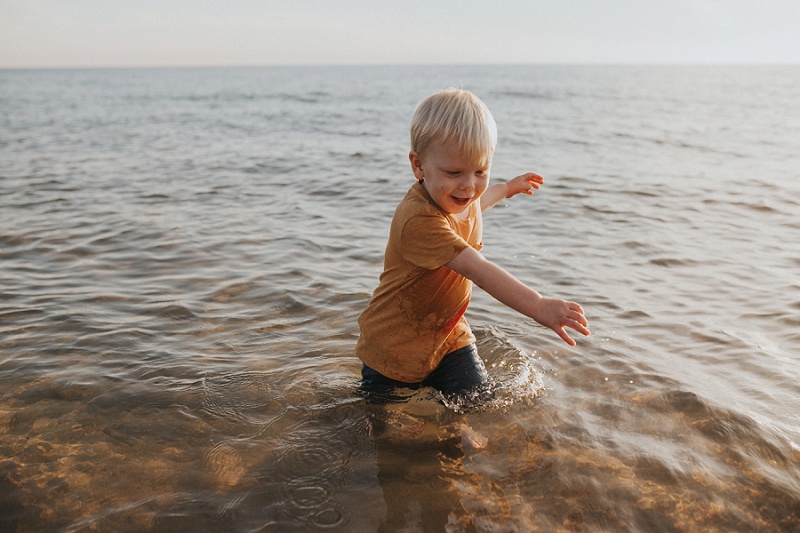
[
  {"x1": 447, "y1": 247, "x2": 590, "y2": 345},
  {"x1": 480, "y1": 172, "x2": 544, "y2": 213}
]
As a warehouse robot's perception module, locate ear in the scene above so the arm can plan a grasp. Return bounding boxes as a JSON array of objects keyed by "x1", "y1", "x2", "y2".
[{"x1": 409, "y1": 151, "x2": 425, "y2": 182}]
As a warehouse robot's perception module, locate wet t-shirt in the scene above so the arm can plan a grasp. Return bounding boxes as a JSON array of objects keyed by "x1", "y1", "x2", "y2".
[{"x1": 355, "y1": 180, "x2": 483, "y2": 383}]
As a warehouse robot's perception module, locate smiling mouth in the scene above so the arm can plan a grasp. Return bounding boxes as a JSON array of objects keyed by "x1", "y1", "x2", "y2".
[{"x1": 452, "y1": 197, "x2": 471, "y2": 206}]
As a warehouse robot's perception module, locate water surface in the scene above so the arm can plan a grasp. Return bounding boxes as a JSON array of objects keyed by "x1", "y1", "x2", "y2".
[{"x1": 1, "y1": 65, "x2": 799, "y2": 531}]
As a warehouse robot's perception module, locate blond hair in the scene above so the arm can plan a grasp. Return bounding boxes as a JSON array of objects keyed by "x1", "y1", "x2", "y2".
[{"x1": 410, "y1": 88, "x2": 497, "y2": 165}]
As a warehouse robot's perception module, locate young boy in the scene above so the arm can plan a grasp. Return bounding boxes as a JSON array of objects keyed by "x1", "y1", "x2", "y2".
[{"x1": 356, "y1": 88, "x2": 590, "y2": 395}]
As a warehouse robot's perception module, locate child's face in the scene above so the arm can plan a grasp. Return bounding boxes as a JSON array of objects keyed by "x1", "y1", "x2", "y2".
[{"x1": 409, "y1": 141, "x2": 491, "y2": 215}]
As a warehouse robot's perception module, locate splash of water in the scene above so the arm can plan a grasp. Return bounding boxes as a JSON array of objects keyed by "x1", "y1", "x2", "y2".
[{"x1": 437, "y1": 326, "x2": 545, "y2": 413}]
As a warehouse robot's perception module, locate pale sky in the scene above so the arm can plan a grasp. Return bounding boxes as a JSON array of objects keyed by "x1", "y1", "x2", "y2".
[{"x1": 1, "y1": 0, "x2": 798, "y2": 68}]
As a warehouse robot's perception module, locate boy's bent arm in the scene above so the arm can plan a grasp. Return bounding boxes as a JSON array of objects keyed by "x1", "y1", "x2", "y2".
[{"x1": 447, "y1": 247, "x2": 590, "y2": 345}]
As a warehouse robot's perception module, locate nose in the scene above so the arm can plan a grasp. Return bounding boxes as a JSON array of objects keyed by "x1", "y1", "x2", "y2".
[{"x1": 459, "y1": 174, "x2": 476, "y2": 191}]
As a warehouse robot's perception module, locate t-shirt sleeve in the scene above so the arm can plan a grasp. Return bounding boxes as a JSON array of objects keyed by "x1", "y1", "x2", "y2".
[{"x1": 399, "y1": 212, "x2": 470, "y2": 270}]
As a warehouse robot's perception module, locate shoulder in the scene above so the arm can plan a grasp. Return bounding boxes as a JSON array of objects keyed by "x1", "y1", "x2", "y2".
[
  {"x1": 402, "y1": 181, "x2": 440, "y2": 212},
  {"x1": 393, "y1": 182, "x2": 445, "y2": 226},
  {"x1": 393, "y1": 185, "x2": 470, "y2": 269}
]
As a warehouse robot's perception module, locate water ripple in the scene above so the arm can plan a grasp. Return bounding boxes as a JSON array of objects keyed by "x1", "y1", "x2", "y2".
[{"x1": 1, "y1": 65, "x2": 799, "y2": 531}]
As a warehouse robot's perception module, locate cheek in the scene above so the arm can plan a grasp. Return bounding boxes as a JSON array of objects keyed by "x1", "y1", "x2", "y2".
[{"x1": 434, "y1": 180, "x2": 451, "y2": 193}]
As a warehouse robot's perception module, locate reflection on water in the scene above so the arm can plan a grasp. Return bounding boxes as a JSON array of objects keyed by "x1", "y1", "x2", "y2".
[
  {"x1": 1, "y1": 65, "x2": 800, "y2": 531},
  {"x1": 3, "y1": 326, "x2": 798, "y2": 531}
]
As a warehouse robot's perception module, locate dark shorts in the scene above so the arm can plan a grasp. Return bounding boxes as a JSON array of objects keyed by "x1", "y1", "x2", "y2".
[{"x1": 360, "y1": 344, "x2": 490, "y2": 396}]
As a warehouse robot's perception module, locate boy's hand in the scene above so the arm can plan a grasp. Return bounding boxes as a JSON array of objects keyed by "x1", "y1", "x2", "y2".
[
  {"x1": 534, "y1": 297, "x2": 590, "y2": 346},
  {"x1": 505, "y1": 172, "x2": 544, "y2": 198}
]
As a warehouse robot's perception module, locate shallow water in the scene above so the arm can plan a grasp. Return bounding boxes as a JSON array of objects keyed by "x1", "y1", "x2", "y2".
[{"x1": 1, "y1": 65, "x2": 799, "y2": 531}]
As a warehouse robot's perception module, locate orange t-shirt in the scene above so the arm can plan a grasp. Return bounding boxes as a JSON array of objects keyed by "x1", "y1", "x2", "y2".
[{"x1": 355, "y1": 181, "x2": 483, "y2": 382}]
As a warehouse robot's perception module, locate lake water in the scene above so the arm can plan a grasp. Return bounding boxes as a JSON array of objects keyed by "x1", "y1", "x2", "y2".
[{"x1": 1, "y1": 65, "x2": 799, "y2": 532}]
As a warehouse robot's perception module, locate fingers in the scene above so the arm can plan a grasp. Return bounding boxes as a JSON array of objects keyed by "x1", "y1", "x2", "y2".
[
  {"x1": 569, "y1": 321, "x2": 591, "y2": 337},
  {"x1": 523, "y1": 179, "x2": 541, "y2": 191},
  {"x1": 522, "y1": 172, "x2": 544, "y2": 183},
  {"x1": 522, "y1": 173, "x2": 544, "y2": 187},
  {"x1": 512, "y1": 173, "x2": 543, "y2": 195},
  {"x1": 567, "y1": 303, "x2": 588, "y2": 325},
  {"x1": 568, "y1": 301, "x2": 585, "y2": 314},
  {"x1": 557, "y1": 302, "x2": 590, "y2": 344},
  {"x1": 518, "y1": 178, "x2": 538, "y2": 195},
  {"x1": 540, "y1": 298, "x2": 589, "y2": 345},
  {"x1": 556, "y1": 321, "x2": 589, "y2": 346},
  {"x1": 568, "y1": 310, "x2": 589, "y2": 329},
  {"x1": 556, "y1": 327, "x2": 577, "y2": 346}
]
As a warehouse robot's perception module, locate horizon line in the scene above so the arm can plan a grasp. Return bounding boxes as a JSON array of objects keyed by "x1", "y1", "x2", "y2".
[{"x1": 2, "y1": 61, "x2": 798, "y2": 71}]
